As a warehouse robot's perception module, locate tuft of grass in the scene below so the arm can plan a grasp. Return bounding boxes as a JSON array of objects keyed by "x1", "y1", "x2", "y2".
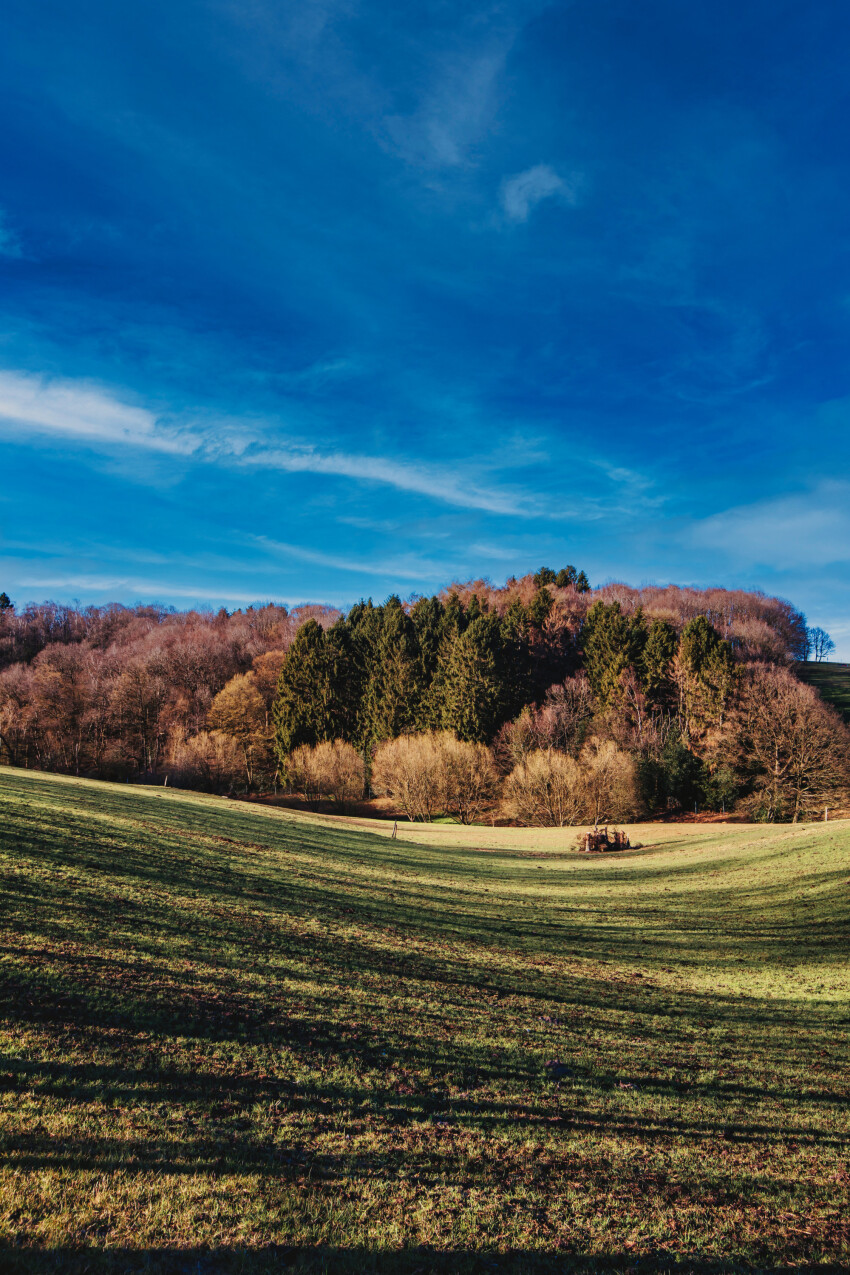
[{"x1": 0, "y1": 767, "x2": 848, "y2": 1273}]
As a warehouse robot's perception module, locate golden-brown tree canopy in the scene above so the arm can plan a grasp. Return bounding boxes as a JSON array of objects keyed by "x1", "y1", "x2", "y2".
[{"x1": 1, "y1": 576, "x2": 843, "y2": 824}]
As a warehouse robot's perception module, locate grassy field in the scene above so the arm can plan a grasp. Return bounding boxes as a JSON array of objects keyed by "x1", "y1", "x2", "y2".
[
  {"x1": 0, "y1": 769, "x2": 848, "y2": 1273},
  {"x1": 796, "y1": 660, "x2": 850, "y2": 722}
]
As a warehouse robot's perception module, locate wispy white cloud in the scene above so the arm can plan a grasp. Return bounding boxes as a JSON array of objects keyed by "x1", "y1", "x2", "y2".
[
  {"x1": 589, "y1": 458, "x2": 665, "y2": 509},
  {"x1": 251, "y1": 534, "x2": 451, "y2": 580},
  {"x1": 386, "y1": 46, "x2": 507, "y2": 168},
  {"x1": 0, "y1": 370, "x2": 193, "y2": 453},
  {"x1": 0, "y1": 368, "x2": 536, "y2": 516},
  {"x1": 20, "y1": 573, "x2": 279, "y2": 604},
  {"x1": 500, "y1": 164, "x2": 580, "y2": 223},
  {"x1": 0, "y1": 369, "x2": 658, "y2": 525},
  {"x1": 691, "y1": 483, "x2": 850, "y2": 568},
  {"x1": 240, "y1": 443, "x2": 530, "y2": 515},
  {"x1": 466, "y1": 540, "x2": 524, "y2": 562}
]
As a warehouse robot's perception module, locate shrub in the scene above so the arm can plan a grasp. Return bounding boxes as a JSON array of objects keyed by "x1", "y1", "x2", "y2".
[
  {"x1": 503, "y1": 739, "x2": 640, "y2": 827},
  {"x1": 371, "y1": 733, "x2": 444, "y2": 822},
  {"x1": 503, "y1": 750, "x2": 585, "y2": 827},
  {"x1": 440, "y1": 734, "x2": 499, "y2": 824},
  {"x1": 371, "y1": 731, "x2": 498, "y2": 823},
  {"x1": 168, "y1": 731, "x2": 244, "y2": 793},
  {"x1": 289, "y1": 739, "x2": 365, "y2": 809}
]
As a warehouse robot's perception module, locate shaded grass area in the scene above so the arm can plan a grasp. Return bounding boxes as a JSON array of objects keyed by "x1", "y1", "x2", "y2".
[
  {"x1": 796, "y1": 660, "x2": 850, "y2": 722},
  {"x1": 0, "y1": 769, "x2": 848, "y2": 1273}
]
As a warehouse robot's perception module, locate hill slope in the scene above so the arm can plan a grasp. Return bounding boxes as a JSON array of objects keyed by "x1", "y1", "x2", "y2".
[
  {"x1": 797, "y1": 659, "x2": 850, "y2": 721},
  {"x1": 1, "y1": 769, "x2": 849, "y2": 1272}
]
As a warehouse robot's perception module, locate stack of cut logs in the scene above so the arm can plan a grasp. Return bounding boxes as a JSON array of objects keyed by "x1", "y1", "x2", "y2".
[{"x1": 580, "y1": 827, "x2": 630, "y2": 853}]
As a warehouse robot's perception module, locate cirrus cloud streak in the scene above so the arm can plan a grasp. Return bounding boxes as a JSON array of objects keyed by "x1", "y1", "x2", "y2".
[{"x1": 0, "y1": 368, "x2": 535, "y2": 517}]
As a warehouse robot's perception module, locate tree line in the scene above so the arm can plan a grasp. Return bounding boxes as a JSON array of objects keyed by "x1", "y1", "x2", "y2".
[
  {"x1": 0, "y1": 572, "x2": 845, "y2": 822},
  {"x1": 269, "y1": 585, "x2": 846, "y2": 823}
]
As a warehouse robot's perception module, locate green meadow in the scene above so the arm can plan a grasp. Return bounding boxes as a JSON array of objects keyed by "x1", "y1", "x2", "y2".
[
  {"x1": 796, "y1": 661, "x2": 850, "y2": 723},
  {"x1": 0, "y1": 768, "x2": 848, "y2": 1273}
]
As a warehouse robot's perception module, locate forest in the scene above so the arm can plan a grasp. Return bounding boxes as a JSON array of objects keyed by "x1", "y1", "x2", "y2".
[{"x1": 0, "y1": 569, "x2": 847, "y2": 824}]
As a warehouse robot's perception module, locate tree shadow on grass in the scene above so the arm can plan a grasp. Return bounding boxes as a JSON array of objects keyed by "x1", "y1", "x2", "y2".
[
  {"x1": 2, "y1": 1054, "x2": 848, "y2": 1182},
  {"x1": 6, "y1": 806, "x2": 849, "y2": 1005},
  {"x1": 2, "y1": 914, "x2": 847, "y2": 1095},
  {"x1": 6, "y1": 776, "x2": 849, "y2": 956},
  {"x1": 4, "y1": 1123, "x2": 847, "y2": 1182},
  {"x1": 0, "y1": 1244, "x2": 842, "y2": 1275}
]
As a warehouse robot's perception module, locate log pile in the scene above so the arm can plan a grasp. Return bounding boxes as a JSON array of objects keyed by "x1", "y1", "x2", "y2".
[{"x1": 579, "y1": 827, "x2": 630, "y2": 853}]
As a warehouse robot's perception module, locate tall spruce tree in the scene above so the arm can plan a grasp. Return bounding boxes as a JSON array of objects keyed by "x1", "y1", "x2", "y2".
[
  {"x1": 527, "y1": 585, "x2": 554, "y2": 628},
  {"x1": 363, "y1": 597, "x2": 423, "y2": 743},
  {"x1": 410, "y1": 595, "x2": 447, "y2": 729},
  {"x1": 500, "y1": 594, "x2": 533, "y2": 718},
  {"x1": 676, "y1": 616, "x2": 736, "y2": 740},
  {"x1": 581, "y1": 601, "x2": 648, "y2": 707},
  {"x1": 643, "y1": 618, "x2": 679, "y2": 707},
  {"x1": 272, "y1": 620, "x2": 334, "y2": 761},
  {"x1": 344, "y1": 600, "x2": 383, "y2": 748},
  {"x1": 323, "y1": 619, "x2": 362, "y2": 742},
  {"x1": 441, "y1": 613, "x2": 509, "y2": 742},
  {"x1": 425, "y1": 592, "x2": 467, "y2": 728},
  {"x1": 443, "y1": 591, "x2": 467, "y2": 635}
]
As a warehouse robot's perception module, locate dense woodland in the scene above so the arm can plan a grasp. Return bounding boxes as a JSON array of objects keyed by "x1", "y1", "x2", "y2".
[{"x1": 0, "y1": 570, "x2": 847, "y2": 823}]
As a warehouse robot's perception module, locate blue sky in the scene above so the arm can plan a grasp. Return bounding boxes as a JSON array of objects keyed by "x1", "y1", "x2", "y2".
[{"x1": 2, "y1": 0, "x2": 850, "y2": 654}]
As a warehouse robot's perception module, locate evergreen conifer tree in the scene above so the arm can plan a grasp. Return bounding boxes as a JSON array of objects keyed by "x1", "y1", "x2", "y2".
[
  {"x1": 499, "y1": 595, "x2": 533, "y2": 718},
  {"x1": 363, "y1": 597, "x2": 423, "y2": 743},
  {"x1": 441, "y1": 613, "x2": 509, "y2": 742},
  {"x1": 581, "y1": 601, "x2": 648, "y2": 707},
  {"x1": 642, "y1": 619, "x2": 679, "y2": 707},
  {"x1": 410, "y1": 595, "x2": 447, "y2": 729},
  {"x1": 272, "y1": 620, "x2": 334, "y2": 761},
  {"x1": 676, "y1": 617, "x2": 736, "y2": 740}
]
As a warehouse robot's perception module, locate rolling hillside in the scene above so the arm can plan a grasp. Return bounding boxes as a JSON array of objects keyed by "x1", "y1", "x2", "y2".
[
  {"x1": 1, "y1": 769, "x2": 848, "y2": 1272},
  {"x1": 797, "y1": 660, "x2": 850, "y2": 721}
]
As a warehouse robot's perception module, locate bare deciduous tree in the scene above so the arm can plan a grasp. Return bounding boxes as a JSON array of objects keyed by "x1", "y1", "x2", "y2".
[
  {"x1": 503, "y1": 738, "x2": 639, "y2": 827},
  {"x1": 440, "y1": 734, "x2": 499, "y2": 824},
  {"x1": 251, "y1": 650, "x2": 288, "y2": 721},
  {"x1": 371, "y1": 732, "x2": 446, "y2": 822},
  {"x1": 0, "y1": 663, "x2": 35, "y2": 768},
  {"x1": 580, "y1": 738, "x2": 640, "y2": 826},
  {"x1": 733, "y1": 664, "x2": 850, "y2": 821},
  {"x1": 110, "y1": 660, "x2": 170, "y2": 775},
  {"x1": 168, "y1": 730, "x2": 245, "y2": 792},
  {"x1": 208, "y1": 672, "x2": 270, "y2": 788},
  {"x1": 371, "y1": 731, "x2": 498, "y2": 824},
  {"x1": 502, "y1": 750, "x2": 586, "y2": 827},
  {"x1": 494, "y1": 675, "x2": 594, "y2": 771},
  {"x1": 289, "y1": 739, "x2": 365, "y2": 809},
  {"x1": 807, "y1": 627, "x2": 836, "y2": 663}
]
